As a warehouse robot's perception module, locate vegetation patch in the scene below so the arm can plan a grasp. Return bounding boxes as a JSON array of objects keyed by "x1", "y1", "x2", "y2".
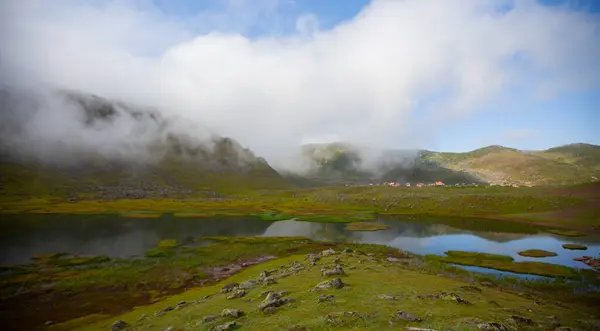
[
  {"x1": 157, "y1": 239, "x2": 179, "y2": 248},
  {"x1": 546, "y1": 229, "x2": 587, "y2": 237},
  {"x1": 344, "y1": 222, "x2": 391, "y2": 231},
  {"x1": 517, "y1": 249, "x2": 558, "y2": 258},
  {"x1": 431, "y1": 250, "x2": 581, "y2": 279},
  {"x1": 257, "y1": 212, "x2": 295, "y2": 221},
  {"x1": 562, "y1": 244, "x2": 588, "y2": 250},
  {"x1": 295, "y1": 214, "x2": 370, "y2": 223},
  {"x1": 120, "y1": 211, "x2": 162, "y2": 219}
]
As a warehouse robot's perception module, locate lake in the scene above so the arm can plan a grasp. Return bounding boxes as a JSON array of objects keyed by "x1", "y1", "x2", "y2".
[{"x1": 1, "y1": 214, "x2": 599, "y2": 271}]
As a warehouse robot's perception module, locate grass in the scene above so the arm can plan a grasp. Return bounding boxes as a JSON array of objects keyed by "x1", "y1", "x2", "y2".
[
  {"x1": 517, "y1": 249, "x2": 558, "y2": 258},
  {"x1": 562, "y1": 244, "x2": 588, "y2": 250},
  {"x1": 430, "y1": 251, "x2": 582, "y2": 279},
  {"x1": 344, "y1": 222, "x2": 391, "y2": 231},
  {"x1": 70, "y1": 252, "x2": 597, "y2": 331}
]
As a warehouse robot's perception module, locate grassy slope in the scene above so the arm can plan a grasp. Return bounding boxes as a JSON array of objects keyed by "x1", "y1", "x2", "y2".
[
  {"x1": 71, "y1": 252, "x2": 598, "y2": 331},
  {"x1": 425, "y1": 144, "x2": 600, "y2": 185}
]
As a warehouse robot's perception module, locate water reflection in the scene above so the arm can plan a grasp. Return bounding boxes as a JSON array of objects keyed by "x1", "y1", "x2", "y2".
[{"x1": 1, "y1": 214, "x2": 598, "y2": 270}]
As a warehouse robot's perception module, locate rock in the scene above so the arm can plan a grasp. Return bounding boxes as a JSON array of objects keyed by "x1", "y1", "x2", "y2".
[
  {"x1": 259, "y1": 270, "x2": 270, "y2": 279},
  {"x1": 554, "y1": 328, "x2": 579, "y2": 331},
  {"x1": 161, "y1": 327, "x2": 175, "y2": 331},
  {"x1": 111, "y1": 320, "x2": 129, "y2": 331},
  {"x1": 262, "y1": 276, "x2": 277, "y2": 285},
  {"x1": 394, "y1": 311, "x2": 423, "y2": 322},
  {"x1": 386, "y1": 257, "x2": 400, "y2": 262},
  {"x1": 333, "y1": 257, "x2": 341, "y2": 264},
  {"x1": 136, "y1": 314, "x2": 149, "y2": 322},
  {"x1": 421, "y1": 292, "x2": 470, "y2": 304},
  {"x1": 227, "y1": 289, "x2": 246, "y2": 300},
  {"x1": 317, "y1": 294, "x2": 335, "y2": 303},
  {"x1": 511, "y1": 315, "x2": 533, "y2": 325},
  {"x1": 321, "y1": 264, "x2": 345, "y2": 277},
  {"x1": 156, "y1": 306, "x2": 174, "y2": 317},
  {"x1": 342, "y1": 248, "x2": 353, "y2": 253},
  {"x1": 377, "y1": 294, "x2": 397, "y2": 300},
  {"x1": 548, "y1": 316, "x2": 557, "y2": 320},
  {"x1": 263, "y1": 306, "x2": 277, "y2": 314},
  {"x1": 174, "y1": 301, "x2": 187, "y2": 310},
  {"x1": 287, "y1": 326, "x2": 307, "y2": 331},
  {"x1": 258, "y1": 292, "x2": 293, "y2": 310},
  {"x1": 321, "y1": 248, "x2": 336, "y2": 257},
  {"x1": 406, "y1": 328, "x2": 439, "y2": 331},
  {"x1": 201, "y1": 315, "x2": 221, "y2": 324},
  {"x1": 488, "y1": 301, "x2": 500, "y2": 307},
  {"x1": 305, "y1": 253, "x2": 320, "y2": 262},
  {"x1": 313, "y1": 277, "x2": 344, "y2": 290},
  {"x1": 221, "y1": 283, "x2": 239, "y2": 293},
  {"x1": 238, "y1": 280, "x2": 258, "y2": 289},
  {"x1": 213, "y1": 321, "x2": 237, "y2": 331},
  {"x1": 221, "y1": 308, "x2": 243, "y2": 318},
  {"x1": 367, "y1": 253, "x2": 376, "y2": 257},
  {"x1": 476, "y1": 323, "x2": 507, "y2": 331}
]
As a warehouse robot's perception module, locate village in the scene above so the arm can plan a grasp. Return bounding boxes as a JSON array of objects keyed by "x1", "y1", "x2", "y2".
[{"x1": 369, "y1": 181, "x2": 535, "y2": 188}]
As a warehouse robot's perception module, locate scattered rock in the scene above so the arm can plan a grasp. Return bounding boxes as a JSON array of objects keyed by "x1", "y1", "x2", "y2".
[
  {"x1": 161, "y1": 327, "x2": 175, "y2": 331},
  {"x1": 111, "y1": 320, "x2": 130, "y2": 331},
  {"x1": 263, "y1": 306, "x2": 277, "y2": 314},
  {"x1": 259, "y1": 270, "x2": 271, "y2": 279},
  {"x1": 321, "y1": 248, "x2": 336, "y2": 257},
  {"x1": 333, "y1": 257, "x2": 341, "y2": 264},
  {"x1": 156, "y1": 306, "x2": 174, "y2": 317},
  {"x1": 326, "y1": 311, "x2": 364, "y2": 325},
  {"x1": 476, "y1": 323, "x2": 507, "y2": 331},
  {"x1": 377, "y1": 294, "x2": 397, "y2": 300},
  {"x1": 572, "y1": 256, "x2": 600, "y2": 270},
  {"x1": 174, "y1": 301, "x2": 187, "y2": 310},
  {"x1": 201, "y1": 315, "x2": 221, "y2": 324},
  {"x1": 511, "y1": 315, "x2": 533, "y2": 325},
  {"x1": 221, "y1": 283, "x2": 239, "y2": 293},
  {"x1": 342, "y1": 248, "x2": 353, "y2": 253},
  {"x1": 313, "y1": 278, "x2": 344, "y2": 290},
  {"x1": 420, "y1": 292, "x2": 470, "y2": 304},
  {"x1": 136, "y1": 314, "x2": 149, "y2": 322},
  {"x1": 317, "y1": 294, "x2": 335, "y2": 303},
  {"x1": 238, "y1": 280, "x2": 258, "y2": 289},
  {"x1": 386, "y1": 257, "x2": 401, "y2": 262},
  {"x1": 262, "y1": 276, "x2": 277, "y2": 285},
  {"x1": 321, "y1": 264, "x2": 345, "y2": 277},
  {"x1": 366, "y1": 253, "x2": 376, "y2": 257},
  {"x1": 287, "y1": 326, "x2": 307, "y2": 331},
  {"x1": 394, "y1": 311, "x2": 423, "y2": 322},
  {"x1": 227, "y1": 289, "x2": 246, "y2": 300},
  {"x1": 406, "y1": 328, "x2": 439, "y2": 331},
  {"x1": 305, "y1": 253, "x2": 320, "y2": 263},
  {"x1": 258, "y1": 292, "x2": 294, "y2": 310},
  {"x1": 488, "y1": 301, "x2": 500, "y2": 307},
  {"x1": 213, "y1": 321, "x2": 237, "y2": 331},
  {"x1": 221, "y1": 308, "x2": 243, "y2": 318}
]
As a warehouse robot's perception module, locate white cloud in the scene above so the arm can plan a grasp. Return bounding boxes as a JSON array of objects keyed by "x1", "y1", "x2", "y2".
[{"x1": 0, "y1": 0, "x2": 599, "y2": 168}]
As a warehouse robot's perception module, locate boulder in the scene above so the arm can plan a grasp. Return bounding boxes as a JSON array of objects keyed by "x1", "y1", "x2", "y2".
[
  {"x1": 156, "y1": 306, "x2": 174, "y2": 317},
  {"x1": 226, "y1": 289, "x2": 246, "y2": 300},
  {"x1": 377, "y1": 294, "x2": 397, "y2": 300},
  {"x1": 476, "y1": 322, "x2": 507, "y2": 331},
  {"x1": 111, "y1": 320, "x2": 129, "y2": 331},
  {"x1": 394, "y1": 311, "x2": 423, "y2": 322},
  {"x1": 317, "y1": 294, "x2": 335, "y2": 303},
  {"x1": 213, "y1": 321, "x2": 237, "y2": 331},
  {"x1": 321, "y1": 264, "x2": 345, "y2": 277},
  {"x1": 221, "y1": 283, "x2": 239, "y2": 293},
  {"x1": 221, "y1": 308, "x2": 243, "y2": 318},
  {"x1": 321, "y1": 248, "x2": 336, "y2": 257},
  {"x1": 313, "y1": 278, "x2": 344, "y2": 290},
  {"x1": 201, "y1": 315, "x2": 221, "y2": 324}
]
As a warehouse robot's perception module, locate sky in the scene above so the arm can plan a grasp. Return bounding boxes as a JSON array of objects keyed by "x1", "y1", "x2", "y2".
[{"x1": 0, "y1": 0, "x2": 599, "y2": 166}]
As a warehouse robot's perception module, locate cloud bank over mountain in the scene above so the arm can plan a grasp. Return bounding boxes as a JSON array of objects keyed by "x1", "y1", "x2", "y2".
[{"x1": 1, "y1": 0, "x2": 599, "y2": 169}]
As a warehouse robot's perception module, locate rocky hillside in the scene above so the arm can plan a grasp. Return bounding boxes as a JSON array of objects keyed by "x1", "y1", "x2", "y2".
[{"x1": 0, "y1": 90, "x2": 288, "y2": 199}]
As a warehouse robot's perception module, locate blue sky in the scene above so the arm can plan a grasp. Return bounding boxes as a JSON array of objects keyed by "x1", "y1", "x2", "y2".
[
  {"x1": 153, "y1": 0, "x2": 600, "y2": 152},
  {"x1": 2, "y1": 0, "x2": 599, "y2": 163}
]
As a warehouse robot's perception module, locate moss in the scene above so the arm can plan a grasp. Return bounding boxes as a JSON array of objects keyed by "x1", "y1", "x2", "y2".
[
  {"x1": 295, "y1": 214, "x2": 369, "y2": 223},
  {"x1": 157, "y1": 239, "x2": 179, "y2": 248},
  {"x1": 517, "y1": 249, "x2": 558, "y2": 258},
  {"x1": 562, "y1": 244, "x2": 588, "y2": 250},
  {"x1": 145, "y1": 248, "x2": 176, "y2": 258},
  {"x1": 431, "y1": 251, "x2": 580, "y2": 279},
  {"x1": 257, "y1": 212, "x2": 295, "y2": 221},
  {"x1": 546, "y1": 229, "x2": 587, "y2": 237},
  {"x1": 344, "y1": 222, "x2": 391, "y2": 231}
]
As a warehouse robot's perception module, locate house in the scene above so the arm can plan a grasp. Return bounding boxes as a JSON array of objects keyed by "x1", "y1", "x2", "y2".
[
  {"x1": 434, "y1": 181, "x2": 445, "y2": 186},
  {"x1": 405, "y1": 183, "x2": 411, "y2": 187},
  {"x1": 416, "y1": 183, "x2": 425, "y2": 187}
]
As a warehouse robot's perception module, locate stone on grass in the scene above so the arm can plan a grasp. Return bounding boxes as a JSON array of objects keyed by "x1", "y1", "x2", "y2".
[
  {"x1": 257, "y1": 292, "x2": 294, "y2": 311},
  {"x1": 161, "y1": 327, "x2": 175, "y2": 331},
  {"x1": 321, "y1": 265, "x2": 345, "y2": 277},
  {"x1": 377, "y1": 294, "x2": 397, "y2": 300},
  {"x1": 221, "y1": 308, "x2": 243, "y2": 318},
  {"x1": 305, "y1": 253, "x2": 320, "y2": 263},
  {"x1": 262, "y1": 276, "x2": 277, "y2": 285},
  {"x1": 458, "y1": 285, "x2": 482, "y2": 293},
  {"x1": 406, "y1": 328, "x2": 439, "y2": 331},
  {"x1": 227, "y1": 289, "x2": 246, "y2": 300},
  {"x1": 313, "y1": 278, "x2": 344, "y2": 291},
  {"x1": 213, "y1": 321, "x2": 237, "y2": 331},
  {"x1": 510, "y1": 315, "x2": 533, "y2": 325},
  {"x1": 156, "y1": 306, "x2": 174, "y2": 317},
  {"x1": 201, "y1": 315, "x2": 221, "y2": 324},
  {"x1": 238, "y1": 280, "x2": 258, "y2": 289},
  {"x1": 221, "y1": 283, "x2": 239, "y2": 293},
  {"x1": 394, "y1": 311, "x2": 423, "y2": 322},
  {"x1": 111, "y1": 320, "x2": 129, "y2": 331},
  {"x1": 263, "y1": 306, "x2": 277, "y2": 314},
  {"x1": 317, "y1": 294, "x2": 335, "y2": 303},
  {"x1": 174, "y1": 301, "x2": 186, "y2": 310},
  {"x1": 321, "y1": 248, "x2": 336, "y2": 257},
  {"x1": 476, "y1": 322, "x2": 507, "y2": 331}
]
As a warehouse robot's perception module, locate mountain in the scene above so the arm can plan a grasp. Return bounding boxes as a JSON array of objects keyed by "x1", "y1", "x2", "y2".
[
  {"x1": 0, "y1": 90, "x2": 288, "y2": 199},
  {"x1": 423, "y1": 144, "x2": 600, "y2": 185},
  {"x1": 297, "y1": 143, "x2": 600, "y2": 186}
]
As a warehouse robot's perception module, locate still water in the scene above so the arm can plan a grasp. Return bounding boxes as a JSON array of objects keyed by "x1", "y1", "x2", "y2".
[{"x1": 1, "y1": 214, "x2": 598, "y2": 271}]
